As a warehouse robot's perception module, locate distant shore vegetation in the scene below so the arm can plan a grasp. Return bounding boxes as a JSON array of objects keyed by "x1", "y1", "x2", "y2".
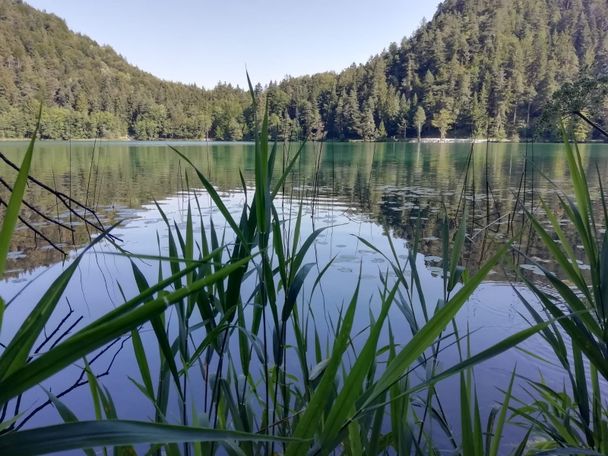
[{"x1": 0, "y1": 0, "x2": 607, "y2": 143}]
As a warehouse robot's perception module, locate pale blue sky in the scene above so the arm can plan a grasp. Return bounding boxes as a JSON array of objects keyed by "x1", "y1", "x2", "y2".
[{"x1": 26, "y1": 0, "x2": 442, "y2": 89}]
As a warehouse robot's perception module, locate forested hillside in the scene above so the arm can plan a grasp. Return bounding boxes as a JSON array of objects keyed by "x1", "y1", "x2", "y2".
[
  {"x1": 0, "y1": 0, "x2": 606, "y2": 141},
  {"x1": 0, "y1": 0, "x2": 248, "y2": 140}
]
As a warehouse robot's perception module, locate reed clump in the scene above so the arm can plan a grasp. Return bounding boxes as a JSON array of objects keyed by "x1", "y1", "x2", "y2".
[{"x1": 0, "y1": 91, "x2": 606, "y2": 455}]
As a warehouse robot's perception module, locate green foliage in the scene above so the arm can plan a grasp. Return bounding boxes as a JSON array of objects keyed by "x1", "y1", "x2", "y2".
[
  {"x1": 414, "y1": 105, "x2": 426, "y2": 141},
  {"x1": 515, "y1": 125, "x2": 608, "y2": 453},
  {"x1": 2, "y1": 24, "x2": 608, "y2": 454},
  {"x1": 0, "y1": 88, "x2": 522, "y2": 455},
  {"x1": 4, "y1": 89, "x2": 608, "y2": 455},
  {"x1": 432, "y1": 108, "x2": 455, "y2": 141},
  {"x1": 1, "y1": 0, "x2": 606, "y2": 141},
  {"x1": 0, "y1": 420, "x2": 294, "y2": 455},
  {"x1": 540, "y1": 75, "x2": 608, "y2": 140}
]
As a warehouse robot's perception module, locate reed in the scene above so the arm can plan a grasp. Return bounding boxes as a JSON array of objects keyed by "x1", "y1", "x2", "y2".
[
  {"x1": 2, "y1": 87, "x2": 605, "y2": 455},
  {"x1": 512, "y1": 123, "x2": 608, "y2": 455}
]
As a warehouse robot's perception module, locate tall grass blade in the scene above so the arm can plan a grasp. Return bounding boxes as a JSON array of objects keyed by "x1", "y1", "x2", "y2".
[
  {"x1": 0, "y1": 255, "x2": 252, "y2": 404},
  {"x1": 45, "y1": 390, "x2": 96, "y2": 456},
  {"x1": 286, "y1": 276, "x2": 361, "y2": 456},
  {"x1": 131, "y1": 329, "x2": 154, "y2": 399},
  {"x1": 489, "y1": 367, "x2": 516, "y2": 456},
  {"x1": 0, "y1": 226, "x2": 114, "y2": 381},
  {"x1": 170, "y1": 146, "x2": 247, "y2": 247},
  {"x1": 319, "y1": 283, "x2": 399, "y2": 452},
  {"x1": 360, "y1": 245, "x2": 507, "y2": 410},
  {"x1": 0, "y1": 420, "x2": 297, "y2": 455}
]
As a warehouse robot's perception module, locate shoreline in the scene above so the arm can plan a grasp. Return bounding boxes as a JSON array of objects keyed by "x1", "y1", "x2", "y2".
[{"x1": 0, "y1": 137, "x2": 606, "y2": 144}]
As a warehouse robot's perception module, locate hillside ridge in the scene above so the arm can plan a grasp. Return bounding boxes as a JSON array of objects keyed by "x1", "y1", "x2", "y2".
[{"x1": 0, "y1": 0, "x2": 606, "y2": 140}]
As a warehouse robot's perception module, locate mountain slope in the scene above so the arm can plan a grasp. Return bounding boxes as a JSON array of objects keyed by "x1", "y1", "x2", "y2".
[
  {"x1": 0, "y1": 0, "x2": 606, "y2": 141},
  {"x1": 265, "y1": 0, "x2": 607, "y2": 141},
  {"x1": 388, "y1": 0, "x2": 608, "y2": 139},
  {"x1": 0, "y1": 0, "x2": 248, "y2": 140}
]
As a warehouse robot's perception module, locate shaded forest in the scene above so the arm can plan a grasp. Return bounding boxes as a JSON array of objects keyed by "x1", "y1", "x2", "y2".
[{"x1": 0, "y1": 0, "x2": 607, "y2": 141}]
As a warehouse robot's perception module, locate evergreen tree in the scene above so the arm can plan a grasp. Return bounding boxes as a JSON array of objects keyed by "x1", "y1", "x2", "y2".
[
  {"x1": 414, "y1": 106, "x2": 426, "y2": 141},
  {"x1": 0, "y1": 0, "x2": 606, "y2": 141},
  {"x1": 432, "y1": 108, "x2": 455, "y2": 140}
]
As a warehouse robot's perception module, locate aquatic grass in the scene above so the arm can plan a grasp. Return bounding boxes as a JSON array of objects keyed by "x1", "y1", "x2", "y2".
[
  {"x1": 513, "y1": 124, "x2": 608, "y2": 453},
  {"x1": 0, "y1": 87, "x2": 567, "y2": 455},
  {"x1": 92, "y1": 85, "x2": 321, "y2": 454},
  {"x1": 0, "y1": 251, "x2": 253, "y2": 405},
  {"x1": 0, "y1": 420, "x2": 297, "y2": 456},
  {"x1": 0, "y1": 112, "x2": 275, "y2": 454},
  {"x1": 0, "y1": 106, "x2": 41, "y2": 335},
  {"x1": 114, "y1": 93, "x2": 513, "y2": 454}
]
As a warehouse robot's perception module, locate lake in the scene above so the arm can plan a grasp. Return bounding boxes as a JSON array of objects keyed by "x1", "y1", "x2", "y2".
[{"x1": 1, "y1": 140, "x2": 607, "y2": 449}]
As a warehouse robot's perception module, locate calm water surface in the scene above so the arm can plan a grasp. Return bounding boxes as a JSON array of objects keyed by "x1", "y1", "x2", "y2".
[{"x1": 1, "y1": 140, "x2": 607, "y2": 448}]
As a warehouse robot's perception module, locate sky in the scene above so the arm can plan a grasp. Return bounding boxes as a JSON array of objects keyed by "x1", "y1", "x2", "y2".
[{"x1": 25, "y1": 0, "x2": 442, "y2": 89}]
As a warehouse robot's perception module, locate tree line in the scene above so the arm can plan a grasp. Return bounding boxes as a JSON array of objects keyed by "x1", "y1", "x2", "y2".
[{"x1": 0, "y1": 0, "x2": 606, "y2": 141}]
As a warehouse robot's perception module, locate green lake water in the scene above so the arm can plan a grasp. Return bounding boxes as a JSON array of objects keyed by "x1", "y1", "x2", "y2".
[
  {"x1": 1, "y1": 140, "x2": 607, "y2": 445},
  {"x1": 2, "y1": 140, "x2": 606, "y2": 276}
]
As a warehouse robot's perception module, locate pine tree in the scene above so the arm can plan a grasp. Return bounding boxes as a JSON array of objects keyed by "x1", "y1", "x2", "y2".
[
  {"x1": 432, "y1": 108, "x2": 455, "y2": 140},
  {"x1": 414, "y1": 106, "x2": 426, "y2": 141},
  {"x1": 1, "y1": 0, "x2": 606, "y2": 141}
]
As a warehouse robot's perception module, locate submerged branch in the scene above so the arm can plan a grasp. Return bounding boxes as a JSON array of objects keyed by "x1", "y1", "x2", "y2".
[
  {"x1": 0, "y1": 196, "x2": 68, "y2": 256},
  {"x1": 0, "y1": 151, "x2": 118, "y2": 242}
]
